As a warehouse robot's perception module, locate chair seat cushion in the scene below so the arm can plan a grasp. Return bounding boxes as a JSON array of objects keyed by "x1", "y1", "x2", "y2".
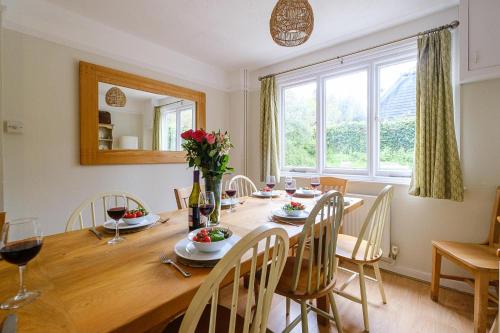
[
  {"x1": 336, "y1": 233, "x2": 382, "y2": 263},
  {"x1": 433, "y1": 240, "x2": 499, "y2": 271},
  {"x1": 274, "y1": 256, "x2": 334, "y2": 300}
]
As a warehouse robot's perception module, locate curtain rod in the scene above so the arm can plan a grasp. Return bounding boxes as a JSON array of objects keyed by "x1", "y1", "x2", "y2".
[{"x1": 258, "y1": 20, "x2": 459, "y2": 81}]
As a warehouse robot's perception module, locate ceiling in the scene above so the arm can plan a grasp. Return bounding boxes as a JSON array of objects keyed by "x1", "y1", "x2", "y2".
[{"x1": 44, "y1": 0, "x2": 458, "y2": 71}]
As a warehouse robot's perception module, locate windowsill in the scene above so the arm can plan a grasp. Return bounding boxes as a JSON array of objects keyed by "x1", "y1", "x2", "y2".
[{"x1": 280, "y1": 170, "x2": 411, "y2": 186}]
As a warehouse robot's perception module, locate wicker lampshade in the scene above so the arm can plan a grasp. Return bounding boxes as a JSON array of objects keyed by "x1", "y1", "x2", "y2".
[
  {"x1": 270, "y1": 0, "x2": 314, "y2": 47},
  {"x1": 105, "y1": 87, "x2": 127, "y2": 107}
]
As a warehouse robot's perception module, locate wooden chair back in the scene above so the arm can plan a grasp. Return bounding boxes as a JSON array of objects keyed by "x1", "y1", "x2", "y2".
[
  {"x1": 320, "y1": 176, "x2": 348, "y2": 195},
  {"x1": 0, "y1": 212, "x2": 5, "y2": 233},
  {"x1": 174, "y1": 185, "x2": 206, "y2": 210},
  {"x1": 292, "y1": 190, "x2": 344, "y2": 296},
  {"x1": 228, "y1": 175, "x2": 258, "y2": 198},
  {"x1": 65, "y1": 192, "x2": 149, "y2": 231},
  {"x1": 352, "y1": 185, "x2": 393, "y2": 261},
  {"x1": 487, "y1": 186, "x2": 500, "y2": 247},
  {"x1": 179, "y1": 225, "x2": 289, "y2": 333}
]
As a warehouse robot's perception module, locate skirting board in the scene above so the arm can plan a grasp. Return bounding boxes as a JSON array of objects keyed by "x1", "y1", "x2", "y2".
[{"x1": 380, "y1": 262, "x2": 473, "y2": 295}]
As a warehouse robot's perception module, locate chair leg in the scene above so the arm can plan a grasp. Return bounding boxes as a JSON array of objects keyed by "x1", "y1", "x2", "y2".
[
  {"x1": 373, "y1": 263, "x2": 387, "y2": 304},
  {"x1": 431, "y1": 246, "x2": 442, "y2": 302},
  {"x1": 300, "y1": 301, "x2": 309, "y2": 333},
  {"x1": 358, "y1": 264, "x2": 370, "y2": 332},
  {"x1": 474, "y1": 272, "x2": 489, "y2": 333},
  {"x1": 328, "y1": 291, "x2": 343, "y2": 333},
  {"x1": 286, "y1": 297, "x2": 290, "y2": 317}
]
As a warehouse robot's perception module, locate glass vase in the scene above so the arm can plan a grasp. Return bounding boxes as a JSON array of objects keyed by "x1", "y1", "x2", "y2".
[{"x1": 204, "y1": 174, "x2": 222, "y2": 225}]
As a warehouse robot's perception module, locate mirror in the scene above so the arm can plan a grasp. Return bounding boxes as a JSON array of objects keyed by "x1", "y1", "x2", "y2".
[
  {"x1": 80, "y1": 61, "x2": 206, "y2": 165},
  {"x1": 97, "y1": 83, "x2": 195, "y2": 151}
]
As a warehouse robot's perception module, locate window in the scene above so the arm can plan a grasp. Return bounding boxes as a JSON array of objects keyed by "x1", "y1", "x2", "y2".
[
  {"x1": 160, "y1": 104, "x2": 195, "y2": 151},
  {"x1": 279, "y1": 43, "x2": 417, "y2": 178}
]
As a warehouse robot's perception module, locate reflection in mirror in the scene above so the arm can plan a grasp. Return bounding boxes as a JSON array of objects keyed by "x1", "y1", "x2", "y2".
[{"x1": 98, "y1": 82, "x2": 195, "y2": 151}]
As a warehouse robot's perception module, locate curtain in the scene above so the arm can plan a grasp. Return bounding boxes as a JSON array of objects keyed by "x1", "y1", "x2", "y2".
[
  {"x1": 409, "y1": 29, "x2": 463, "y2": 201},
  {"x1": 152, "y1": 106, "x2": 162, "y2": 151},
  {"x1": 260, "y1": 77, "x2": 280, "y2": 181}
]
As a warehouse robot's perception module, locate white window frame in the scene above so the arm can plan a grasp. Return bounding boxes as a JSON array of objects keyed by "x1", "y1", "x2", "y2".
[{"x1": 278, "y1": 40, "x2": 418, "y2": 181}]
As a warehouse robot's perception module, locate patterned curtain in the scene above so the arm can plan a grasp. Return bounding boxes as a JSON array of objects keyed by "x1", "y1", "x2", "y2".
[
  {"x1": 409, "y1": 29, "x2": 463, "y2": 201},
  {"x1": 152, "y1": 106, "x2": 162, "y2": 151},
  {"x1": 260, "y1": 77, "x2": 280, "y2": 181}
]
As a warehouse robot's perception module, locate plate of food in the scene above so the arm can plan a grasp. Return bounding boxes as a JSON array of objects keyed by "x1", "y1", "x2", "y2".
[
  {"x1": 273, "y1": 202, "x2": 309, "y2": 220},
  {"x1": 103, "y1": 213, "x2": 160, "y2": 230},
  {"x1": 294, "y1": 187, "x2": 322, "y2": 197},
  {"x1": 252, "y1": 186, "x2": 280, "y2": 198}
]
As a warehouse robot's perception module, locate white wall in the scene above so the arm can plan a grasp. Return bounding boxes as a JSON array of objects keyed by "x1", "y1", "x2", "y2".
[
  {"x1": 1, "y1": 29, "x2": 230, "y2": 235},
  {"x1": 231, "y1": 6, "x2": 500, "y2": 290}
]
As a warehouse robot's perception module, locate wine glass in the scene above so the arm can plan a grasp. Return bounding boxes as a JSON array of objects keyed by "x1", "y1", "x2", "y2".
[
  {"x1": 266, "y1": 175, "x2": 276, "y2": 201},
  {"x1": 310, "y1": 176, "x2": 321, "y2": 201},
  {"x1": 106, "y1": 195, "x2": 128, "y2": 245},
  {"x1": 225, "y1": 183, "x2": 237, "y2": 213},
  {"x1": 199, "y1": 191, "x2": 216, "y2": 226},
  {"x1": 285, "y1": 179, "x2": 297, "y2": 200},
  {"x1": 284, "y1": 176, "x2": 293, "y2": 186},
  {"x1": 0, "y1": 218, "x2": 43, "y2": 309}
]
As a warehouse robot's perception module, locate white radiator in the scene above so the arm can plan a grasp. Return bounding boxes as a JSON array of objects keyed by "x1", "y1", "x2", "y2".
[{"x1": 343, "y1": 193, "x2": 391, "y2": 260}]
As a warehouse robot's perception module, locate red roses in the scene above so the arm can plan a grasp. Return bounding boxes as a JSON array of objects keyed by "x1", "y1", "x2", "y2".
[{"x1": 181, "y1": 129, "x2": 217, "y2": 144}]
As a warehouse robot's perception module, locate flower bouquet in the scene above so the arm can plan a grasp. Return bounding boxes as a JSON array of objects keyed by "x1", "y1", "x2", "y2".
[{"x1": 181, "y1": 129, "x2": 233, "y2": 223}]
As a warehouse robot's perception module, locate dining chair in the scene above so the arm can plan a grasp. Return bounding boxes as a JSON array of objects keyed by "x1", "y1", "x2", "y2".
[
  {"x1": 165, "y1": 224, "x2": 289, "y2": 333},
  {"x1": 431, "y1": 186, "x2": 500, "y2": 333},
  {"x1": 271, "y1": 190, "x2": 345, "y2": 333},
  {"x1": 320, "y1": 176, "x2": 348, "y2": 195},
  {"x1": 174, "y1": 185, "x2": 206, "y2": 210},
  {"x1": 65, "y1": 191, "x2": 149, "y2": 231},
  {"x1": 228, "y1": 175, "x2": 258, "y2": 198},
  {"x1": 334, "y1": 185, "x2": 394, "y2": 332},
  {"x1": 0, "y1": 212, "x2": 5, "y2": 232}
]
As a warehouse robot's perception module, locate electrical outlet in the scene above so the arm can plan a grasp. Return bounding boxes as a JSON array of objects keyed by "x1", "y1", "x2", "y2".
[
  {"x1": 390, "y1": 245, "x2": 399, "y2": 260},
  {"x1": 5, "y1": 121, "x2": 24, "y2": 134}
]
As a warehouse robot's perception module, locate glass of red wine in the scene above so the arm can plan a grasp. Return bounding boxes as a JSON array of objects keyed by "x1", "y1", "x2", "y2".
[
  {"x1": 106, "y1": 195, "x2": 128, "y2": 245},
  {"x1": 285, "y1": 178, "x2": 297, "y2": 200},
  {"x1": 0, "y1": 218, "x2": 43, "y2": 309},
  {"x1": 199, "y1": 191, "x2": 216, "y2": 226},
  {"x1": 225, "y1": 183, "x2": 237, "y2": 213},
  {"x1": 266, "y1": 175, "x2": 276, "y2": 201},
  {"x1": 310, "y1": 176, "x2": 321, "y2": 201}
]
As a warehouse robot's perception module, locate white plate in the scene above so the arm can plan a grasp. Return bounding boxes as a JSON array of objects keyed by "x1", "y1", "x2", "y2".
[
  {"x1": 174, "y1": 235, "x2": 241, "y2": 262},
  {"x1": 294, "y1": 189, "x2": 322, "y2": 197},
  {"x1": 221, "y1": 198, "x2": 239, "y2": 206},
  {"x1": 272, "y1": 209, "x2": 310, "y2": 220},
  {"x1": 103, "y1": 213, "x2": 160, "y2": 230},
  {"x1": 252, "y1": 191, "x2": 280, "y2": 198}
]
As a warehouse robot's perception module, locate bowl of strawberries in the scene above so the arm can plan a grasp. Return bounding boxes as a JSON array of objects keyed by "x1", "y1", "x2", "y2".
[
  {"x1": 188, "y1": 227, "x2": 233, "y2": 253},
  {"x1": 122, "y1": 207, "x2": 149, "y2": 225}
]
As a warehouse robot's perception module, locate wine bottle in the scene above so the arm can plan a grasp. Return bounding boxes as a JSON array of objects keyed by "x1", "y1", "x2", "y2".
[{"x1": 188, "y1": 170, "x2": 202, "y2": 231}]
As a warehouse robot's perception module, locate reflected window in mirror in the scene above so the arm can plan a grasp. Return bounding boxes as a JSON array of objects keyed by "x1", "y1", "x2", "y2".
[
  {"x1": 160, "y1": 101, "x2": 195, "y2": 151},
  {"x1": 97, "y1": 82, "x2": 195, "y2": 152}
]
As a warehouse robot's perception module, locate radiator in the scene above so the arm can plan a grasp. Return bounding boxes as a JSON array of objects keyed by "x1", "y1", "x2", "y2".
[{"x1": 343, "y1": 193, "x2": 391, "y2": 260}]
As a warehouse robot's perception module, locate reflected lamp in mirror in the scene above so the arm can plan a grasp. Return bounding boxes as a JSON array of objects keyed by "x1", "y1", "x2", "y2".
[{"x1": 80, "y1": 61, "x2": 206, "y2": 165}]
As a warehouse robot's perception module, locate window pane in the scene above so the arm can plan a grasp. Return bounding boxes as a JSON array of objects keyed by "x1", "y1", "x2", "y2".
[
  {"x1": 179, "y1": 108, "x2": 193, "y2": 133},
  {"x1": 163, "y1": 111, "x2": 177, "y2": 151},
  {"x1": 283, "y1": 82, "x2": 317, "y2": 168},
  {"x1": 325, "y1": 71, "x2": 368, "y2": 169},
  {"x1": 378, "y1": 60, "x2": 416, "y2": 171}
]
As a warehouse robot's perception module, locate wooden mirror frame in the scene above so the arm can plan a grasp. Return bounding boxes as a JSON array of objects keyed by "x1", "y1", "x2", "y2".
[{"x1": 79, "y1": 61, "x2": 206, "y2": 165}]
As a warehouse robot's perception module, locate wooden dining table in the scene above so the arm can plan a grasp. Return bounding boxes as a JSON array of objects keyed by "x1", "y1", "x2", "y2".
[{"x1": 0, "y1": 193, "x2": 363, "y2": 332}]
